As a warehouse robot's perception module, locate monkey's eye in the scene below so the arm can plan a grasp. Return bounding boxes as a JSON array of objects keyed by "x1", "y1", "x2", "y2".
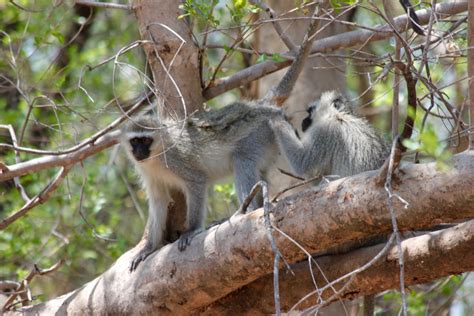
[
  {"x1": 130, "y1": 137, "x2": 153, "y2": 146},
  {"x1": 333, "y1": 97, "x2": 344, "y2": 110},
  {"x1": 142, "y1": 137, "x2": 153, "y2": 146}
]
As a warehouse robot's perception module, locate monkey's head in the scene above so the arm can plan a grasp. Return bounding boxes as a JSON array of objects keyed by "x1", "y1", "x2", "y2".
[
  {"x1": 301, "y1": 91, "x2": 355, "y2": 132},
  {"x1": 121, "y1": 115, "x2": 166, "y2": 162}
]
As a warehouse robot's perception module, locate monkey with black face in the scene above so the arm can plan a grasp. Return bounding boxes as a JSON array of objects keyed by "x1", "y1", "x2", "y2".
[
  {"x1": 122, "y1": 7, "x2": 321, "y2": 271},
  {"x1": 271, "y1": 91, "x2": 389, "y2": 180},
  {"x1": 122, "y1": 102, "x2": 285, "y2": 270}
]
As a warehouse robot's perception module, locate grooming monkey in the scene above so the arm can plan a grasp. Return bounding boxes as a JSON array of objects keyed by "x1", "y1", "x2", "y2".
[
  {"x1": 271, "y1": 91, "x2": 389, "y2": 181},
  {"x1": 122, "y1": 8, "x2": 321, "y2": 271},
  {"x1": 271, "y1": 92, "x2": 389, "y2": 316}
]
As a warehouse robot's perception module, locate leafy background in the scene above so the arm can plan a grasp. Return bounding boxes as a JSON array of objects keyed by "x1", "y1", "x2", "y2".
[{"x1": 0, "y1": 0, "x2": 472, "y2": 314}]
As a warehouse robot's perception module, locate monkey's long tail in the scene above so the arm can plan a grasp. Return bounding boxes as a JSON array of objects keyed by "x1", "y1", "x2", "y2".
[{"x1": 262, "y1": 3, "x2": 321, "y2": 106}]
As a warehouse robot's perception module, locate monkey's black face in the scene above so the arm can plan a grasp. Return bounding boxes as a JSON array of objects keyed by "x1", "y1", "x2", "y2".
[
  {"x1": 301, "y1": 105, "x2": 314, "y2": 132},
  {"x1": 129, "y1": 137, "x2": 153, "y2": 161}
]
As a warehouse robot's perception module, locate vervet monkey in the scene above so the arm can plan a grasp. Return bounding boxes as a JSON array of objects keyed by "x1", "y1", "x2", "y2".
[
  {"x1": 122, "y1": 7, "x2": 321, "y2": 271},
  {"x1": 122, "y1": 103, "x2": 285, "y2": 270},
  {"x1": 271, "y1": 91, "x2": 389, "y2": 180},
  {"x1": 271, "y1": 91, "x2": 389, "y2": 316}
]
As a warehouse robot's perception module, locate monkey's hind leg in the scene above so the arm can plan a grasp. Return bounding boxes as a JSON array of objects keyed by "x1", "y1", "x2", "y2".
[
  {"x1": 234, "y1": 152, "x2": 263, "y2": 211},
  {"x1": 177, "y1": 177, "x2": 207, "y2": 251}
]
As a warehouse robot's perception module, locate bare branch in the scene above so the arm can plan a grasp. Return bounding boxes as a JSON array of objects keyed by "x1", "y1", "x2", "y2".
[
  {"x1": 75, "y1": 1, "x2": 131, "y2": 10},
  {"x1": 203, "y1": 1, "x2": 468, "y2": 100},
  {"x1": 250, "y1": 0, "x2": 297, "y2": 51},
  {"x1": 2, "y1": 260, "x2": 64, "y2": 311},
  {"x1": 0, "y1": 166, "x2": 72, "y2": 230},
  {"x1": 0, "y1": 131, "x2": 119, "y2": 183}
]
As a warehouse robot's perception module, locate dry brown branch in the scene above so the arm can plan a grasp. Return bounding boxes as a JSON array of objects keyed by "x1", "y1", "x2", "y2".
[
  {"x1": 2, "y1": 260, "x2": 64, "y2": 311},
  {"x1": 0, "y1": 165, "x2": 72, "y2": 230},
  {"x1": 75, "y1": 1, "x2": 130, "y2": 10},
  {"x1": 201, "y1": 220, "x2": 474, "y2": 314},
  {"x1": 15, "y1": 151, "x2": 474, "y2": 315},
  {"x1": 0, "y1": 131, "x2": 119, "y2": 183},
  {"x1": 0, "y1": 125, "x2": 30, "y2": 202},
  {"x1": 250, "y1": 0, "x2": 297, "y2": 51},
  {"x1": 203, "y1": 1, "x2": 468, "y2": 100}
]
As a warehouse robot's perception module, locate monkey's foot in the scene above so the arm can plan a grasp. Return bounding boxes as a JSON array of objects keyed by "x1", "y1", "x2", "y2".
[
  {"x1": 129, "y1": 247, "x2": 155, "y2": 272},
  {"x1": 177, "y1": 228, "x2": 203, "y2": 251}
]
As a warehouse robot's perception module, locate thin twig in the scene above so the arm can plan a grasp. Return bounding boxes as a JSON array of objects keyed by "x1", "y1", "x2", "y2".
[
  {"x1": 2, "y1": 260, "x2": 64, "y2": 311},
  {"x1": 203, "y1": 2, "x2": 468, "y2": 100},
  {"x1": 0, "y1": 166, "x2": 72, "y2": 230},
  {"x1": 384, "y1": 137, "x2": 409, "y2": 316},
  {"x1": 272, "y1": 174, "x2": 322, "y2": 203},
  {"x1": 75, "y1": 0, "x2": 130, "y2": 10},
  {"x1": 237, "y1": 181, "x2": 283, "y2": 315},
  {"x1": 250, "y1": 0, "x2": 296, "y2": 51},
  {"x1": 0, "y1": 125, "x2": 30, "y2": 202}
]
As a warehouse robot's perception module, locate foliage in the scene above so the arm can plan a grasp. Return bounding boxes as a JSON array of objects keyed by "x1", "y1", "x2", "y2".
[{"x1": 0, "y1": 0, "x2": 470, "y2": 312}]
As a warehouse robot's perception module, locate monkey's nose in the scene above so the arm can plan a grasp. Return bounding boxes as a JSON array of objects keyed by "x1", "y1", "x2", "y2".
[{"x1": 133, "y1": 150, "x2": 150, "y2": 162}]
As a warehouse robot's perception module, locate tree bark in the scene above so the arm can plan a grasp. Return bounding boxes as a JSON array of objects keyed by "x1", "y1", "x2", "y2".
[
  {"x1": 132, "y1": 0, "x2": 203, "y2": 117},
  {"x1": 16, "y1": 151, "x2": 474, "y2": 315},
  {"x1": 200, "y1": 220, "x2": 474, "y2": 314}
]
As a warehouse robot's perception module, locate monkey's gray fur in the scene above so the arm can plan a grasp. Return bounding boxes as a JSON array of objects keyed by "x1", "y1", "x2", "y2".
[
  {"x1": 122, "y1": 102, "x2": 285, "y2": 270},
  {"x1": 272, "y1": 91, "x2": 389, "y2": 179},
  {"x1": 122, "y1": 7, "x2": 320, "y2": 271}
]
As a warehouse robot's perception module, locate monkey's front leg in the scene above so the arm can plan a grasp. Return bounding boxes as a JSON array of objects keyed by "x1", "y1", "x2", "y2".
[
  {"x1": 130, "y1": 186, "x2": 170, "y2": 271},
  {"x1": 178, "y1": 178, "x2": 207, "y2": 251},
  {"x1": 130, "y1": 239, "x2": 161, "y2": 272}
]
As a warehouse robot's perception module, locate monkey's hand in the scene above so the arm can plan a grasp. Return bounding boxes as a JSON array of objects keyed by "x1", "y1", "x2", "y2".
[
  {"x1": 130, "y1": 244, "x2": 155, "y2": 272},
  {"x1": 268, "y1": 118, "x2": 292, "y2": 133},
  {"x1": 177, "y1": 228, "x2": 203, "y2": 251}
]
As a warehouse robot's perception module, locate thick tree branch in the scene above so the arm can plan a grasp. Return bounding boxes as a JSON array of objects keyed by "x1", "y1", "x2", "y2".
[
  {"x1": 203, "y1": 1, "x2": 468, "y2": 100},
  {"x1": 202, "y1": 220, "x2": 474, "y2": 314},
  {"x1": 0, "y1": 131, "x2": 120, "y2": 183},
  {"x1": 17, "y1": 151, "x2": 474, "y2": 315}
]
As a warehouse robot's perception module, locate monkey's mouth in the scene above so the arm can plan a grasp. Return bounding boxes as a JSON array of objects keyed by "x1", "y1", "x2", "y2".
[{"x1": 133, "y1": 152, "x2": 151, "y2": 162}]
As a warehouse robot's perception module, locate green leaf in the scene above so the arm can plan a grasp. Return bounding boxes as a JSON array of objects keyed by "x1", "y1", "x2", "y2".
[
  {"x1": 256, "y1": 54, "x2": 268, "y2": 63},
  {"x1": 271, "y1": 53, "x2": 285, "y2": 62}
]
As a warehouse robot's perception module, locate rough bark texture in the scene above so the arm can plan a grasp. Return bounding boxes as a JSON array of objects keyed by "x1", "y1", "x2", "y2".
[
  {"x1": 16, "y1": 151, "x2": 474, "y2": 315},
  {"x1": 200, "y1": 220, "x2": 474, "y2": 314},
  {"x1": 132, "y1": 0, "x2": 203, "y2": 117}
]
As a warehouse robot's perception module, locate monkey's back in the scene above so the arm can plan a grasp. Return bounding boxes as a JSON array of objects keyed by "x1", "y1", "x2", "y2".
[
  {"x1": 163, "y1": 101, "x2": 283, "y2": 182},
  {"x1": 329, "y1": 115, "x2": 388, "y2": 176},
  {"x1": 305, "y1": 113, "x2": 388, "y2": 178}
]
